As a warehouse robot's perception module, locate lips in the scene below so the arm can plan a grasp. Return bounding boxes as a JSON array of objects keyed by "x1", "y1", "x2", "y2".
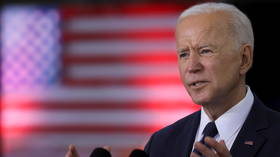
[{"x1": 188, "y1": 81, "x2": 209, "y2": 88}]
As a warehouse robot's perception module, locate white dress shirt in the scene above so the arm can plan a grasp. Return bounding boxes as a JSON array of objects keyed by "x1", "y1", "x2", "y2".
[{"x1": 193, "y1": 86, "x2": 254, "y2": 150}]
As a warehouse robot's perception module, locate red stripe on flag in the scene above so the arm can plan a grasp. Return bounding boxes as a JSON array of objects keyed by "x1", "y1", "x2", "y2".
[
  {"x1": 63, "y1": 29, "x2": 175, "y2": 41},
  {"x1": 4, "y1": 100, "x2": 199, "y2": 110},
  {"x1": 63, "y1": 53, "x2": 177, "y2": 64},
  {"x1": 61, "y1": 3, "x2": 192, "y2": 19},
  {"x1": 62, "y1": 76, "x2": 181, "y2": 86},
  {"x1": 5, "y1": 125, "x2": 161, "y2": 134}
]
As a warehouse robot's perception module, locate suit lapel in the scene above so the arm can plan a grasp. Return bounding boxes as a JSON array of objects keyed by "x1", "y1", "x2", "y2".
[
  {"x1": 230, "y1": 96, "x2": 269, "y2": 157},
  {"x1": 177, "y1": 111, "x2": 201, "y2": 157}
]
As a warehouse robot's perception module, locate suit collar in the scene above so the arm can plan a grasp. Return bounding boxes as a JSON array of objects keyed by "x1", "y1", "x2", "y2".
[
  {"x1": 178, "y1": 111, "x2": 201, "y2": 157},
  {"x1": 230, "y1": 95, "x2": 269, "y2": 157}
]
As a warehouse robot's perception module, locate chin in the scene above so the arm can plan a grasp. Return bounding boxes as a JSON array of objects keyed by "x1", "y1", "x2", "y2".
[
  {"x1": 192, "y1": 99, "x2": 206, "y2": 106},
  {"x1": 186, "y1": 86, "x2": 213, "y2": 104},
  {"x1": 190, "y1": 94, "x2": 212, "y2": 106}
]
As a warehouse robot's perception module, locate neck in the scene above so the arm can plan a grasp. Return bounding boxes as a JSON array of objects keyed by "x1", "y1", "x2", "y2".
[{"x1": 203, "y1": 84, "x2": 247, "y2": 121}]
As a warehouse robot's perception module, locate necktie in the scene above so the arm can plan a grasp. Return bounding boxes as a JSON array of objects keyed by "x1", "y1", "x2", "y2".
[{"x1": 193, "y1": 121, "x2": 218, "y2": 156}]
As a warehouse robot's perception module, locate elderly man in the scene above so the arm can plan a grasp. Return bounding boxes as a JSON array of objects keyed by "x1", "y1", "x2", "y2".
[
  {"x1": 144, "y1": 2, "x2": 280, "y2": 157},
  {"x1": 66, "y1": 2, "x2": 280, "y2": 157}
]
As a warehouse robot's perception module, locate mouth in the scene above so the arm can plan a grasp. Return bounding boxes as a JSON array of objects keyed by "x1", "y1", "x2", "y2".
[{"x1": 188, "y1": 81, "x2": 209, "y2": 89}]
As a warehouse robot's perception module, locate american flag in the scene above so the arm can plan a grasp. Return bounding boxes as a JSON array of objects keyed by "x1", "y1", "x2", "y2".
[{"x1": 1, "y1": 3, "x2": 199, "y2": 157}]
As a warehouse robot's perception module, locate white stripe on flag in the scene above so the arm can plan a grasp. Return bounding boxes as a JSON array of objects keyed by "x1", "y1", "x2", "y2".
[
  {"x1": 3, "y1": 85, "x2": 191, "y2": 102},
  {"x1": 67, "y1": 63, "x2": 178, "y2": 78},
  {"x1": 65, "y1": 39, "x2": 176, "y2": 54},
  {"x1": 5, "y1": 132, "x2": 150, "y2": 147},
  {"x1": 65, "y1": 15, "x2": 178, "y2": 33},
  {"x1": 3, "y1": 109, "x2": 194, "y2": 127}
]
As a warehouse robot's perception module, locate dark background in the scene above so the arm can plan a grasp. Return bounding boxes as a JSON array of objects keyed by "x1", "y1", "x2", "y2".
[{"x1": 229, "y1": 0, "x2": 280, "y2": 111}]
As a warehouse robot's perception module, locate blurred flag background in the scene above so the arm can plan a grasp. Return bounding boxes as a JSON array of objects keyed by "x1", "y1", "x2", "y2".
[
  {"x1": 1, "y1": 3, "x2": 200, "y2": 157},
  {"x1": 2, "y1": 0, "x2": 280, "y2": 157}
]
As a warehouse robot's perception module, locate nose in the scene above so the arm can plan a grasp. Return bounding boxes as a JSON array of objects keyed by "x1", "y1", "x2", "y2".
[{"x1": 186, "y1": 52, "x2": 203, "y2": 73}]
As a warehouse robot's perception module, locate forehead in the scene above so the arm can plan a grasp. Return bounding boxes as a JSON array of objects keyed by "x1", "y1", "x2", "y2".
[{"x1": 176, "y1": 11, "x2": 232, "y2": 47}]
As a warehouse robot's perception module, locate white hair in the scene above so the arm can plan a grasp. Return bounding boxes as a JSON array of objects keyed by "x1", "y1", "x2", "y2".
[{"x1": 178, "y1": 2, "x2": 254, "y2": 51}]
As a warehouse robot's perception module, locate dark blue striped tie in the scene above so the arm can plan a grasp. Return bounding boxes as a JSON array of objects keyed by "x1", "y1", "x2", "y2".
[{"x1": 193, "y1": 121, "x2": 218, "y2": 157}]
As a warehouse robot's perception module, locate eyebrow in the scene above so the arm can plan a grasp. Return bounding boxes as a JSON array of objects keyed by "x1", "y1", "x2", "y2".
[
  {"x1": 198, "y1": 44, "x2": 217, "y2": 49},
  {"x1": 176, "y1": 44, "x2": 218, "y2": 53},
  {"x1": 199, "y1": 45, "x2": 209, "y2": 49},
  {"x1": 176, "y1": 47, "x2": 190, "y2": 53}
]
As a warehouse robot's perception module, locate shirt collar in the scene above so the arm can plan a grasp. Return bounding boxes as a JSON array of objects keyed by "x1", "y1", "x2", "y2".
[
  {"x1": 200, "y1": 86, "x2": 254, "y2": 141},
  {"x1": 199, "y1": 105, "x2": 212, "y2": 138}
]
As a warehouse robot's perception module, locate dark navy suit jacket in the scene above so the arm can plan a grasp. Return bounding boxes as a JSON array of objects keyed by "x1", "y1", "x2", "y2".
[{"x1": 144, "y1": 96, "x2": 280, "y2": 157}]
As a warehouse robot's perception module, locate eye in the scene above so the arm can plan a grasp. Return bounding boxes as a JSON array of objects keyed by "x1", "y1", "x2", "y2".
[
  {"x1": 178, "y1": 50, "x2": 190, "y2": 59},
  {"x1": 179, "y1": 52, "x2": 187, "y2": 58},
  {"x1": 200, "y1": 49, "x2": 213, "y2": 55}
]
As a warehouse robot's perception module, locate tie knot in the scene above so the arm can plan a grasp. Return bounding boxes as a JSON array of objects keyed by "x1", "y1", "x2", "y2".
[
  {"x1": 202, "y1": 121, "x2": 218, "y2": 137},
  {"x1": 193, "y1": 122, "x2": 219, "y2": 156}
]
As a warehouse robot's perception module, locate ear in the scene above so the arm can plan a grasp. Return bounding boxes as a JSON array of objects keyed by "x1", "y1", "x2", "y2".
[{"x1": 239, "y1": 44, "x2": 253, "y2": 75}]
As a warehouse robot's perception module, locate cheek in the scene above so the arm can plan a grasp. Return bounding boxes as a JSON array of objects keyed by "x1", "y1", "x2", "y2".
[
  {"x1": 203, "y1": 59, "x2": 227, "y2": 81},
  {"x1": 178, "y1": 61, "x2": 185, "y2": 79},
  {"x1": 210, "y1": 60, "x2": 240, "y2": 86}
]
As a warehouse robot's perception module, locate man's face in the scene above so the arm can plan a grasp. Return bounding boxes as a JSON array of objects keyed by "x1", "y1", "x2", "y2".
[{"x1": 176, "y1": 12, "x2": 244, "y2": 106}]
